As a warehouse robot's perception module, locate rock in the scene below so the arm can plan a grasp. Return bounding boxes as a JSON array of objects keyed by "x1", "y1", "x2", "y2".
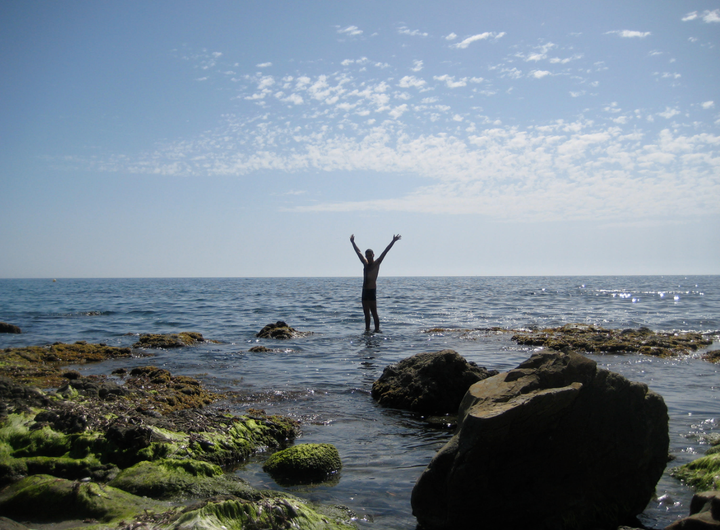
[
  {"x1": 263, "y1": 443, "x2": 342, "y2": 485},
  {"x1": 132, "y1": 331, "x2": 210, "y2": 349},
  {"x1": 371, "y1": 349, "x2": 498, "y2": 415},
  {"x1": 672, "y1": 454, "x2": 720, "y2": 491},
  {"x1": 0, "y1": 323, "x2": 21, "y2": 334},
  {"x1": 256, "y1": 321, "x2": 308, "y2": 339},
  {"x1": 411, "y1": 351, "x2": 669, "y2": 530},
  {"x1": 665, "y1": 491, "x2": 720, "y2": 529},
  {"x1": 511, "y1": 323, "x2": 712, "y2": 358}
]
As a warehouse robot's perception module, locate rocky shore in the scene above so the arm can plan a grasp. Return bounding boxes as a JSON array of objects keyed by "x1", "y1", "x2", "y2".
[
  {"x1": 0, "y1": 332, "x2": 354, "y2": 530},
  {"x1": 1, "y1": 323, "x2": 719, "y2": 529}
]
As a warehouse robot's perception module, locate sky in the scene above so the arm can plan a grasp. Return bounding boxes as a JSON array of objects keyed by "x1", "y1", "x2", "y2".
[{"x1": 1, "y1": 0, "x2": 719, "y2": 278}]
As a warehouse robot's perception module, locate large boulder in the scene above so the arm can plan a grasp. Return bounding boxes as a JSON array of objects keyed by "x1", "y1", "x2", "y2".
[
  {"x1": 371, "y1": 350, "x2": 498, "y2": 415},
  {"x1": 412, "y1": 351, "x2": 669, "y2": 530}
]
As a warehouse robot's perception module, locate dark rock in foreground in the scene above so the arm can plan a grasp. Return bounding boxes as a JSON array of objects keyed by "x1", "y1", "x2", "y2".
[
  {"x1": 412, "y1": 351, "x2": 669, "y2": 530},
  {"x1": 0, "y1": 322, "x2": 21, "y2": 334},
  {"x1": 371, "y1": 349, "x2": 498, "y2": 415},
  {"x1": 256, "y1": 321, "x2": 310, "y2": 339}
]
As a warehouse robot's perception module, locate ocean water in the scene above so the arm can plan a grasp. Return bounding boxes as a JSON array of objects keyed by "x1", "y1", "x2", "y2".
[{"x1": 0, "y1": 276, "x2": 719, "y2": 529}]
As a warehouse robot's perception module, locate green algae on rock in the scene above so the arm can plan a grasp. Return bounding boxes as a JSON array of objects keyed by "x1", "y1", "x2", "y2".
[
  {"x1": 671, "y1": 453, "x2": 720, "y2": 491},
  {"x1": 0, "y1": 474, "x2": 166, "y2": 524},
  {"x1": 132, "y1": 331, "x2": 216, "y2": 349},
  {"x1": 169, "y1": 494, "x2": 357, "y2": 530},
  {"x1": 0, "y1": 342, "x2": 134, "y2": 388},
  {"x1": 511, "y1": 323, "x2": 712, "y2": 357},
  {"x1": 263, "y1": 443, "x2": 342, "y2": 485}
]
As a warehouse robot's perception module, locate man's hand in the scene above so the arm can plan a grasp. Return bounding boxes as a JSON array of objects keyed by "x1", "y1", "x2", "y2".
[
  {"x1": 393, "y1": 234, "x2": 401, "y2": 243},
  {"x1": 350, "y1": 234, "x2": 355, "y2": 243}
]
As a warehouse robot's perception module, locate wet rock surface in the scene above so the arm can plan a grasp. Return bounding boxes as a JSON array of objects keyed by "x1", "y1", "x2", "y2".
[
  {"x1": 664, "y1": 491, "x2": 720, "y2": 529},
  {"x1": 132, "y1": 331, "x2": 216, "y2": 349},
  {"x1": 371, "y1": 349, "x2": 498, "y2": 415},
  {"x1": 412, "y1": 351, "x2": 669, "y2": 530},
  {"x1": 0, "y1": 323, "x2": 21, "y2": 334},
  {"x1": 0, "y1": 338, "x2": 356, "y2": 530},
  {"x1": 256, "y1": 321, "x2": 311, "y2": 339},
  {"x1": 511, "y1": 323, "x2": 712, "y2": 357},
  {"x1": 263, "y1": 443, "x2": 342, "y2": 485}
]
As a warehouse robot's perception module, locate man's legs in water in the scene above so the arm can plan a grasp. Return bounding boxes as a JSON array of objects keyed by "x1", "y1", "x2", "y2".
[{"x1": 362, "y1": 300, "x2": 372, "y2": 331}]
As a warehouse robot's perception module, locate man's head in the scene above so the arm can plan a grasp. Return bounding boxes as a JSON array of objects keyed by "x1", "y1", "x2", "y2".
[{"x1": 365, "y1": 249, "x2": 374, "y2": 261}]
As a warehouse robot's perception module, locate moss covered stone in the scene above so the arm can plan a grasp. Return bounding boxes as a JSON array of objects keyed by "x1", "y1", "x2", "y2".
[
  {"x1": 263, "y1": 443, "x2": 342, "y2": 485},
  {"x1": 172, "y1": 494, "x2": 356, "y2": 530},
  {"x1": 0, "y1": 474, "x2": 165, "y2": 523},
  {"x1": 108, "y1": 458, "x2": 255, "y2": 500},
  {"x1": 132, "y1": 332, "x2": 215, "y2": 349},
  {"x1": 511, "y1": 323, "x2": 712, "y2": 358},
  {"x1": 256, "y1": 321, "x2": 311, "y2": 339},
  {"x1": 0, "y1": 342, "x2": 133, "y2": 387},
  {"x1": 672, "y1": 453, "x2": 720, "y2": 491}
]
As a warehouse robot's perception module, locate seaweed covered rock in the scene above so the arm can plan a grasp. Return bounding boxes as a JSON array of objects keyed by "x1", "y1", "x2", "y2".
[
  {"x1": 256, "y1": 321, "x2": 309, "y2": 339},
  {"x1": 412, "y1": 351, "x2": 669, "y2": 530},
  {"x1": 0, "y1": 474, "x2": 164, "y2": 524},
  {"x1": 167, "y1": 494, "x2": 356, "y2": 530},
  {"x1": 263, "y1": 443, "x2": 342, "y2": 485},
  {"x1": 371, "y1": 350, "x2": 498, "y2": 415},
  {"x1": 672, "y1": 453, "x2": 720, "y2": 491},
  {"x1": 0, "y1": 322, "x2": 21, "y2": 334},
  {"x1": 132, "y1": 331, "x2": 212, "y2": 349},
  {"x1": 512, "y1": 323, "x2": 712, "y2": 357},
  {"x1": 0, "y1": 342, "x2": 134, "y2": 387}
]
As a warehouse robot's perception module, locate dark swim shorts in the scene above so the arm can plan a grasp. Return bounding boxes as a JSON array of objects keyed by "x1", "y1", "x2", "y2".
[{"x1": 362, "y1": 288, "x2": 376, "y2": 301}]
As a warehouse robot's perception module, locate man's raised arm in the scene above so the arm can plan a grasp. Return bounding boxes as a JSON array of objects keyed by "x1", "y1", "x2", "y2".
[
  {"x1": 350, "y1": 234, "x2": 367, "y2": 265},
  {"x1": 376, "y1": 234, "x2": 401, "y2": 264}
]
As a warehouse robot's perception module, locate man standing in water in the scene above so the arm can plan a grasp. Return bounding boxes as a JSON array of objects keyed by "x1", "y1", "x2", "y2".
[{"x1": 350, "y1": 234, "x2": 401, "y2": 333}]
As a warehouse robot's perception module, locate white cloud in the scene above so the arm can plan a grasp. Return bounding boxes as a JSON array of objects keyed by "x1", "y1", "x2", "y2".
[
  {"x1": 338, "y1": 25, "x2": 363, "y2": 36},
  {"x1": 445, "y1": 32, "x2": 458, "y2": 41},
  {"x1": 256, "y1": 62, "x2": 272, "y2": 68},
  {"x1": 452, "y1": 32, "x2": 505, "y2": 49},
  {"x1": 529, "y1": 70, "x2": 551, "y2": 79},
  {"x1": 398, "y1": 75, "x2": 427, "y2": 89},
  {"x1": 389, "y1": 104, "x2": 409, "y2": 119},
  {"x1": 411, "y1": 60, "x2": 424, "y2": 72},
  {"x1": 606, "y1": 30, "x2": 651, "y2": 38},
  {"x1": 398, "y1": 26, "x2": 428, "y2": 37},
  {"x1": 702, "y1": 101, "x2": 715, "y2": 109},
  {"x1": 657, "y1": 107, "x2": 680, "y2": 119},
  {"x1": 683, "y1": 9, "x2": 720, "y2": 23},
  {"x1": 434, "y1": 75, "x2": 467, "y2": 88}
]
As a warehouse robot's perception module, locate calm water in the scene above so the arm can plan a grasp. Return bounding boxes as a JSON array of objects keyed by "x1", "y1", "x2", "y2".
[{"x1": 1, "y1": 276, "x2": 719, "y2": 528}]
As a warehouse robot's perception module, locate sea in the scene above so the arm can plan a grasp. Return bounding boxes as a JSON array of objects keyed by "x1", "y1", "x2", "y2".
[{"x1": 0, "y1": 276, "x2": 719, "y2": 529}]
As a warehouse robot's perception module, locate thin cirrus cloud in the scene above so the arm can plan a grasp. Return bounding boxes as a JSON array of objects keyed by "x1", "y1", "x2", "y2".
[
  {"x1": 452, "y1": 32, "x2": 506, "y2": 48},
  {"x1": 606, "y1": 30, "x2": 651, "y2": 38}
]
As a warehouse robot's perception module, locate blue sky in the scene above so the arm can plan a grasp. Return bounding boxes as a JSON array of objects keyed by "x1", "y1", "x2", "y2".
[{"x1": 1, "y1": 0, "x2": 718, "y2": 277}]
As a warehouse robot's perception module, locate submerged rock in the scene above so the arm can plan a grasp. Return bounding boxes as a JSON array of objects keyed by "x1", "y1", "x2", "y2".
[
  {"x1": 0, "y1": 323, "x2": 21, "y2": 334},
  {"x1": 256, "y1": 321, "x2": 310, "y2": 339},
  {"x1": 512, "y1": 323, "x2": 712, "y2": 357},
  {"x1": 371, "y1": 349, "x2": 498, "y2": 415},
  {"x1": 411, "y1": 351, "x2": 669, "y2": 530},
  {"x1": 263, "y1": 443, "x2": 342, "y2": 485}
]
